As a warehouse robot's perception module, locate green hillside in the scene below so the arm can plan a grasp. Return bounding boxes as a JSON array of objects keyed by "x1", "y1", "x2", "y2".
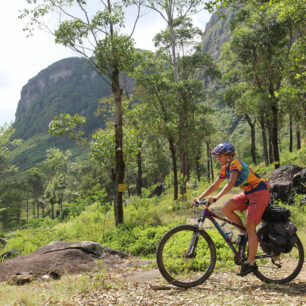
[
  {"x1": 10, "y1": 58, "x2": 113, "y2": 170},
  {"x1": 11, "y1": 8, "x2": 238, "y2": 171}
]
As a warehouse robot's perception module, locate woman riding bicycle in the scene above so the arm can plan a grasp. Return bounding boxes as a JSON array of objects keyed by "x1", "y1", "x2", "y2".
[{"x1": 193, "y1": 142, "x2": 270, "y2": 276}]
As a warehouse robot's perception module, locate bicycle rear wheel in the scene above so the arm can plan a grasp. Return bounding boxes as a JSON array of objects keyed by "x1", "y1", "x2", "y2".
[
  {"x1": 254, "y1": 228, "x2": 304, "y2": 284},
  {"x1": 156, "y1": 224, "x2": 216, "y2": 288}
]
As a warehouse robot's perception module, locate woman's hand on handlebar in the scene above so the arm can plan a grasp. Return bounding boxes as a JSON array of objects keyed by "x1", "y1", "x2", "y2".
[
  {"x1": 207, "y1": 196, "x2": 217, "y2": 204},
  {"x1": 192, "y1": 198, "x2": 201, "y2": 207}
]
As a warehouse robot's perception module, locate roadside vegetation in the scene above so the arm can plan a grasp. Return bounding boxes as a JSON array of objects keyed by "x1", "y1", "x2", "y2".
[
  {"x1": 0, "y1": 0, "x2": 305, "y2": 303},
  {"x1": 0, "y1": 176, "x2": 305, "y2": 305},
  {"x1": 1, "y1": 155, "x2": 305, "y2": 263}
]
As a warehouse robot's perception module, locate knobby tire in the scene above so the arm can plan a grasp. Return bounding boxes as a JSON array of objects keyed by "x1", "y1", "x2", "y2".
[
  {"x1": 254, "y1": 233, "x2": 304, "y2": 284},
  {"x1": 156, "y1": 224, "x2": 216, "y2": 288}
]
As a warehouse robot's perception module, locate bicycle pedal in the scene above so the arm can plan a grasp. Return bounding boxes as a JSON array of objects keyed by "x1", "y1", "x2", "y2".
[{"x1": 236, "y1": 233, "x2": 248, "y2": 246}]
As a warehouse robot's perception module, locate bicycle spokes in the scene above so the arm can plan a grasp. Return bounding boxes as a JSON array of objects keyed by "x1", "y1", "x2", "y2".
[
  {"x1": 254, "y1": 238, "x2": 304, "y2": 284},
  {"x1": 157, "y1": 225, "x2": 216, "y2": 288}
]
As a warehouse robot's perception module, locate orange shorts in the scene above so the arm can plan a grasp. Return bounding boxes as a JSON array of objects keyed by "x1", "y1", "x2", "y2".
[{"x1": 231, "y1": 190, "x2": 270, "y2": 225}]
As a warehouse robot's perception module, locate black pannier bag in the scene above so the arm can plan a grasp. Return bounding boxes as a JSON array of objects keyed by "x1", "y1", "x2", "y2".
[
  {"x1": 258, "y1": 221, "x2": 297, "y2": 254},
  {"x1": 261, "y1": 205, "x2": 291, "y2": 223}
]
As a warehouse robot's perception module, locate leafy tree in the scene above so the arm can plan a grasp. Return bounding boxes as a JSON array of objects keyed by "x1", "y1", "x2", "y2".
[
  {"x1": 148, "y1": 17, "x2": 220, "y2": 194},
  {"x1": 0, "y1": 124, "x2": 21, "y2": 178},
  {"x1": 143, "y1": 1, "x2": 208, "y2": 191},
  {"x1": 45, "y1": 175, "x2": 66, "y2": 219},
  {"x1": 279, "y1": 0, "x2": 306, "y2": 150},
  {"x1": 177, "y1": 47, "x2": 220, "y2": 181},
  {"x1": 134, "y1": 52, "x2": 180, "y2": 199},
  {"x1": 89, "y1": 122, "x2": 140, "y2": 184},
  {"x1": 42, "y1": 148, "x2": 71, "y2": 219},
  {"x1": 49, "y1": 99, "x2": 141, "y2": 198},
  {"x1": 0, "y1": 181, "x2": 25, "y2": 231},
  {"x1": 220, "y1": 1, "x2": 305, "y2": 168},
  {"x1": 0, "y1": 124, "x2": 22, "y2": 230},
  {"x1": 49, "y1": 114, "x2": 87, "y2": 146},
  {"x1": 20, "y1": 0, "x2": 142, "y2": 226},
  {"x1": 25, "y1": 168, "x2": 45, "y2": 218}
]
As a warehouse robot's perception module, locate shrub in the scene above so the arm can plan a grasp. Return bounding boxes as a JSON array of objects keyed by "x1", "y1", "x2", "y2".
[
  {"x1": 277, "y1": 194, "x2": 306, "y2": 228},
  {"x1": 101, "y1": 225, "x2": 172, "y2": 258}
]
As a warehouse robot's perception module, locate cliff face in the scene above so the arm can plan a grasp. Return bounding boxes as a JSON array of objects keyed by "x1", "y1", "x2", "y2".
[
  {"x1": 11, "y1": 8, "x2": 237, "y2": 170},
  {"x1": 16, "y1": 62, "x2": 74, "y2": 115},
  {"x1": 201, "y1": 7, "x2": 236, "y2": 59},
  {"x1": 14, "y1": 7, "x2": 236, "y2": 141},
  {"x1": 13, "y1": 57, "x2": 110, "y2": 140}
]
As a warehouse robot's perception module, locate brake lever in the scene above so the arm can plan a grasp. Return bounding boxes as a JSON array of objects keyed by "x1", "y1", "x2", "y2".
[{"x1": 193, "y1": 199, "x2": 210, "y2": 208}]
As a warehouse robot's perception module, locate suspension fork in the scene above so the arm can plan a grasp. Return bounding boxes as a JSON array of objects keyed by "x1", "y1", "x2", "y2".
[{"x1": 186, "y1": 217, "x2": 205, "y2": 258}]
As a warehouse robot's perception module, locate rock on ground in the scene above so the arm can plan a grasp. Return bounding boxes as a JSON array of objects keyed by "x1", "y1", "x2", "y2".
[
  {"x1": 268, "y1": 165, "x2": 305, "y2": 204},
  {"x1": 0, "y1": 241, "x2": 129, "y2": 283}
]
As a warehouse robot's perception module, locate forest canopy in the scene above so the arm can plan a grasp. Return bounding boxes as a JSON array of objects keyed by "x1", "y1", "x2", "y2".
[{"x1": 0, "y1": 0, "x2": 304, "y2": 230}]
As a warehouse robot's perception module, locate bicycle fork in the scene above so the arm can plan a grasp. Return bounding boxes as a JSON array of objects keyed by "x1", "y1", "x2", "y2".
[
  {"x1": 185, "y1": 218, "x2": 204, "y2": 258},
  {"x1": 185, "y1": 232, "x2": 199, "y2": 258}
]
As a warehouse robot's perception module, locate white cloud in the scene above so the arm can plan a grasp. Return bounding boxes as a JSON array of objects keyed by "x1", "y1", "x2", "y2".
[
  {"x1": 0, "y1": 1, "x2": 211, "y2": 126},
  {"x1": 0, "y1": 0, "x2": 76, "y2": 125}
]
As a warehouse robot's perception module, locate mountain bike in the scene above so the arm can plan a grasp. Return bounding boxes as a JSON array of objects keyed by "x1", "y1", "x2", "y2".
[{"x1": 156, "y1": 199, "x2": 304, "y2": 288}]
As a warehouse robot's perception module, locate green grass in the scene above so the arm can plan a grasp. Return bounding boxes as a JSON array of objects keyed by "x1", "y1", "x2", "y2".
[
  {"x1": 0, "y1": 269, "x2": 112, "y2": 305},
  {"x1": 0, "y1": 166, "x2": 305, "y2": 304},
  {"x1": 1, "y1": 145, "x2": 305, "y2": 279},
  {"x1": 1, "y1": 171, "x2": 305, "y2": 259}
]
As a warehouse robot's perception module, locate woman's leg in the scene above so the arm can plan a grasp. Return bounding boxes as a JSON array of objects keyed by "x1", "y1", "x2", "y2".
[
  {"x1": 245, "y1": 222, "x2": 257, "y2": 263},
  {"x1": 237, "y1": 189, "x2": 271, "y2": 276},
  {"x1": 237, "y1": 222, "x2": 259, "y2": 276},
  {"x1": 222, "y1": 200, "x2": 245, "y2": 233},
  {"x1": 245, "y1": 189, "x2": 271, "y2": 262}
]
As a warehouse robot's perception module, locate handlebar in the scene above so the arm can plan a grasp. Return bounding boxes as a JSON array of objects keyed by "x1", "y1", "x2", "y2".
[{"x1": 193, "y1": 199, "x2": 215, "y2": 208}]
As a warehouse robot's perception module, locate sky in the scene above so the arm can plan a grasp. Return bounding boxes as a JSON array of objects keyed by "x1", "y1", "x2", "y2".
[{"x1": 0, "y1": 1, "x2": 211, "y2": 126}]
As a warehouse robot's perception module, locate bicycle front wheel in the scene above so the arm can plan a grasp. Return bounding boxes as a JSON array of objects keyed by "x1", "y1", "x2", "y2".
[
  {"x1": 156, "y1": 224, "x2": 216, "y2": 288},
  {"x1": 255, "y1": 229, "x2": 304, "y2": 284}
]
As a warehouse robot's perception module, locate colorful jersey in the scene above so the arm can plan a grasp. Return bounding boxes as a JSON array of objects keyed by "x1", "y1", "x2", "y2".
[{"x1": 219, "y1": 159, "x2": 268, "y2": 194}]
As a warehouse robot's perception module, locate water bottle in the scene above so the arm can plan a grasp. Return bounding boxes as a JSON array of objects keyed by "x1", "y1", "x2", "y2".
[{"x1": 221, "y1": 222, "x2": 236, "y2": 243}]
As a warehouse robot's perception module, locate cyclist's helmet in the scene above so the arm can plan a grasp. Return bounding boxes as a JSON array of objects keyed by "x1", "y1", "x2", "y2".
[{"x1": 211, "y1": 142, "x2": 235, "y2": 155}]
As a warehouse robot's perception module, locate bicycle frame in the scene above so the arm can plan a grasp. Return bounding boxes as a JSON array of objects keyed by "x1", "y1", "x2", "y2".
[
  {"x1": 197, "y1": 205, "x2": 245, "y2": 258},
  {"x1": 195, "y1": 204, "x2": 272, "y2": 262}
]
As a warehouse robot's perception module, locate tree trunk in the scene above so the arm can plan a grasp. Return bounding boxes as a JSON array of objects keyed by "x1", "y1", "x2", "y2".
[
  {"x1": 26, "y1": 199, "x2": 29, "y2": 222},
  {"x1": 245, "y1": 114, "x2": 257, "y2": 165},
  {"x1": 60, "y1": 198, "x2": 63, "y2": 214},
  {"x1": 296, "y1": 123, "x2": 301, "y2": 150},
  {"x1": 186, "y1": 155, "x2": 190, "y2": 182},
  {"x1": 41, "y1": 202, "x2": 45, "y2": 218},
  {"x1": 179, "y1": 150, "x2": 187, "y2": 196},
  {"x1": 32, "y1": 201, "x2": 36, "y2": 218},
  {"x1": 34, "y1": 195, "x2": 40, "y2": 219},
  {"x1": 260, "y1": 116, "x2": 269, "y2": 166},
  {"x1": 35, "y1": 191, "x2": 40, "y2": 218},
  {"x1": 169, "y1": 138, "x2": 178, "y2": 200},
  {"x1": 51, "y1": 202, "x2": 55, "y2": 219},
  {"x1": 178, "y1": 98, "x2": 188, "y2": 195},
  {"x1": 106, "y1": 0, "x2": 125, "y2": 226},
  {"x1": 206, "y1": 142, "x2": 211, "y2": 181},
  {"x1": 168, "y1": 10, "x2": 183, "y2": 199},
  {"x1": 168, "y1": 12, "x2": 178, "y2": 83},
  {"x1": 289, "y1": 116, "x2": 293, "y2": 152},
  {"x1": 136, "y1": 144, "x2": 142, "y2": 197},
  {"x1": 210, "y1": 152, "x2": 214, "y2": 182},
  {"x1": 112, "y1": 68, "x2": 125, "y2": 226},
  {"x1": 267, "y1": 121, "x2": 273, "y2": 164},
  {"x1": 270, "y1": 101, "x2": 280, "y2": 169},
  {"x1": 156, "y1": 140, "x2": 163, "y2": 183},
  {"x1": 195, "y1": 155, "x2": 201, "y2": 182}
]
